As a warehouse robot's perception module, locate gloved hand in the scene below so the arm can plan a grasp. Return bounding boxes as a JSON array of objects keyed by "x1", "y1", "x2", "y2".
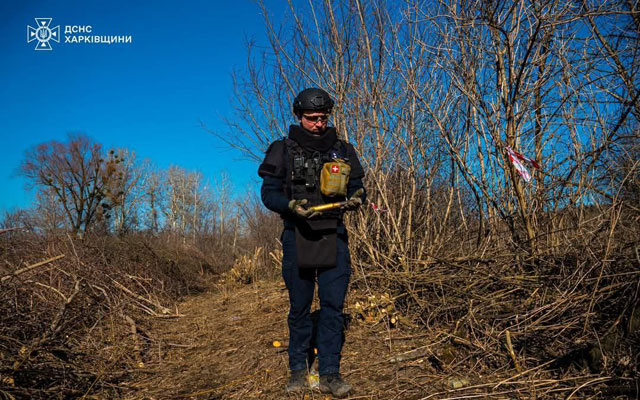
[
  {"x1": 288, "y1": 199, "x2": 322, "y2": 219},
  {"x1": 343, "y1": 188, "x2": 364, "y2": 211}
]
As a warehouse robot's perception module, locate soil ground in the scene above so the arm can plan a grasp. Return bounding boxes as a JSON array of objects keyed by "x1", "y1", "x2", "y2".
[{"x1": 120, "y1": 279, "x2": 455, "y2": 400}]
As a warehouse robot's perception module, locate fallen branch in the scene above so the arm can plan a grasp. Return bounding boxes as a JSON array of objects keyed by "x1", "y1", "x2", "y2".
[
  {"x1": 493, "y1": 359, "x2": 556, "y2": 390},
  {"x1": 47, "y1": 279, "x2": 82, "y2": 337},
  {"x1": 0, "y1": 227, "x2": 23, "y2": 235},
  {"x1": 1, "y1": 254, "x2": 65, "y2": 283},
  {"x1": 112, "y1": 279, "x2": 171, "y2": 315},
  {"x1": 12, "y1": 279, "x2": 82, "y2": 373},
  {"x1": 124, "y1": 315, "x2": 143, "y2": 366},
  {"x1": 505, "y1": 330, "x2": 522, "y2": 373},
  {"x1": 388, "y1": 342, "x2": 441, "y2": 363}
]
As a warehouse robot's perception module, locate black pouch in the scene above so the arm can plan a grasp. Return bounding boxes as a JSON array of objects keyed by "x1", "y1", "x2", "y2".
[{"x1": 294, "y1": 219, "x2": 338, "y2": 268}]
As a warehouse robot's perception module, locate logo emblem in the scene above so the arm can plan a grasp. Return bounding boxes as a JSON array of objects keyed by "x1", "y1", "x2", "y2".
[
  {"x1": 331, "y1": 165, "x2": 340, "y2": 174},
  {"x1": 27, "y1": 18, "x2": 60, "y2": 50}
]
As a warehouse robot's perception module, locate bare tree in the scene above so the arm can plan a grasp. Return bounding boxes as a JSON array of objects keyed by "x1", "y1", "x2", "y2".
[
  {"x1": 32, "y1": 188, "x2": 68, "y2": 233},
  {"x1": 104, "y1": 149, "x2": 146, "y2": 235},
  {"x1": 141, "y1": 163, "x2": 162, "y2": 233},
  {"x1": 20, "y1": 134, "x2": 120, "y2": 237},
  {"x1": 162, "y1": 166, "x2": 218, "y2": 242}
]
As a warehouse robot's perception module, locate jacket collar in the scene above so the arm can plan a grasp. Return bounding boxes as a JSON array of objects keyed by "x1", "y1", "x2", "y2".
[{"x1": 288, "y1": 124, "x2": 338, "y2": 153}]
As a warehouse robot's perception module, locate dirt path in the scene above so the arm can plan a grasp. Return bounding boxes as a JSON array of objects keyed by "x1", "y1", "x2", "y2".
[{"x1": 121, "y1": 279, "x2": 448, "y2": 400}]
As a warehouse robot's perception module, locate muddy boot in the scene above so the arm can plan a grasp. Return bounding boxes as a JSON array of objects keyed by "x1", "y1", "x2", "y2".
[
  {"x1": 319, "y1": 373, "x2": 353, "y2": 398},
  {"x1": 286, "y1": 369, "x2": 307, "y2": 393}
]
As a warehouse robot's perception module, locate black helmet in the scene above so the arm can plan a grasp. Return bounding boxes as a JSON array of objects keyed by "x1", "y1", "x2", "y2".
[{"x1": 293, "y1": 88, "x2": 334, "y2": 116}]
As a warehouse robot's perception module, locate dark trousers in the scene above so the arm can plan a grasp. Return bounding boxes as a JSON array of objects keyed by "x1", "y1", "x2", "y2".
[{"x1": 281, "y1": 228, "x2": 351, "y2": 376}]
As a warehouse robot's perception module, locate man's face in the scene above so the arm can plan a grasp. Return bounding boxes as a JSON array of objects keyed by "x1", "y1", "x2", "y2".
[{"x1": 299, "y1": 111, "x2": 329, "y2": 134}]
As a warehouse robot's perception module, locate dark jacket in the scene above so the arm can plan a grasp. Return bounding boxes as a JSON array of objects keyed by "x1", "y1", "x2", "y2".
[{"x1": 258, "y1": 125, "x2": 366, "y2": 229}]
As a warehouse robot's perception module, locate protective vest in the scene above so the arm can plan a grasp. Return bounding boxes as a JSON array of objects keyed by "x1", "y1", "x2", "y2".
[
  {"x1": 285, "y1": 138, "x2": 349, "y2": 219},
  {"x1": 258, "y1": 127, "x2": 365, "y2": 269}
]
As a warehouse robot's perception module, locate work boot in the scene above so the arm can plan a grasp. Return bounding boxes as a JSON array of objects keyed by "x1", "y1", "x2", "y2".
[
  {"x1": 286, "y1": 369, "x2": 307, "y2": 393},
  {"x1": 319, "y1": 373, "x2": 353, "y2": 398}
]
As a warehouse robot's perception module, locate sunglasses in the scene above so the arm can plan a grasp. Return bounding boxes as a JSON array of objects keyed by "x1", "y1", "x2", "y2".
[{"x1": 302, "y1": 114, "x2": 329, "y2": 123}]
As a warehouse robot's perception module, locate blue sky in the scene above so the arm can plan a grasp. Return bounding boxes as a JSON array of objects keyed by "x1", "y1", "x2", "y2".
[{"x1": 0, "y1": 0, "x2": 282, "y2": 213}]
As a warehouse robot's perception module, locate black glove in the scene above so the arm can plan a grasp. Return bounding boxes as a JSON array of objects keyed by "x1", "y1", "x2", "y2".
[
  {"x1": 343, "y1": 188, "x2": 364, "y2": 211},
  {"x1": 288, "y1": 199, "x2": 322, "y2": 219}
]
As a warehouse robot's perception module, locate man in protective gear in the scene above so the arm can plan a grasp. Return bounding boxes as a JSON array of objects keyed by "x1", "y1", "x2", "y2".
[{"x1": 258, "y1": 88, "x2": 365, "y2": 398}]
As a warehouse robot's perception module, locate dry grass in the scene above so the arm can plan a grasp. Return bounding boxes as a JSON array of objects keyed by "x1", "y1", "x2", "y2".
[
  {"x1": 0, "y1": 232, "x2": 209, "y2": 399},
  {"x1": 1, "y1": 206, "x2": 638, "y2": 399},
  {"x1": 118, "y1": 254, "x2": 638, "y2": 399}
]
